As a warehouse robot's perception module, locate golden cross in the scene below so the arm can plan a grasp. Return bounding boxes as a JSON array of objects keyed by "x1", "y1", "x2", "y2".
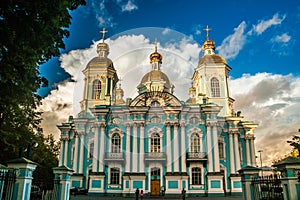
[
  {"x1": 100, "y1": 28, "x2": 108, "y2": 42},
  {"x1": 204, "y1": 25, "x2": 212, "y2": 40},
  {"x1": 154, "y1": 38, "x2": 158, "y2": 52}
]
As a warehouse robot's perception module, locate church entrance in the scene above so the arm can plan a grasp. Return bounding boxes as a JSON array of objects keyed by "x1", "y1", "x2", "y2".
[{"x1": 150, "y1": 168, "x2": 160, "y2": 196}]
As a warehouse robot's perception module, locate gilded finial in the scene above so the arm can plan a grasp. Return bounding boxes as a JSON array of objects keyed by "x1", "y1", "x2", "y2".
[
  {"x1": 100, "y1": 28, "x2": 108, "y2": 43},
  {"x1": 204, "y1": 25, "x2": 211, "y2": 40},
  {"x1": 154, "y1": 38, "x2": 158, "y2": 52}
]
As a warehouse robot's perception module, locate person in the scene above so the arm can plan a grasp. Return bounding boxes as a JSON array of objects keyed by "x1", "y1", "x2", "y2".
[
  {"x1": 140, "y1": 189, "x2": 144, "y2": 199},
  {"x1": 181, "y1": 188, "x2": 186, "y2": 200},
  {"x1": 135, "y1": 188, "x2": 140, "y2": 200}
]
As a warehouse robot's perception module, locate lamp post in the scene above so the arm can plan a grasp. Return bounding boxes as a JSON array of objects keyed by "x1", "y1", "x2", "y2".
[
  {"x1": 258, "y1": 150, "x2": 263, "y2": 177},
  {"x1": 19, "y1": 142, "x2": 38, "y2": 160}
]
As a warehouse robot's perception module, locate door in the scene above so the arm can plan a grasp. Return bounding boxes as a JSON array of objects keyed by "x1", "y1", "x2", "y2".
[{"x1": 151, "y1": 180, "x2": 160, "y2": 196}]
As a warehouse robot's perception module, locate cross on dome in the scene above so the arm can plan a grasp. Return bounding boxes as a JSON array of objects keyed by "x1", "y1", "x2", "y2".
[
  {"x1": 204, "y1": 25, "x2": 212, "y2": 40},
  {"x1": 100, "y1": 28, "x2": 108, "y2": 42}
]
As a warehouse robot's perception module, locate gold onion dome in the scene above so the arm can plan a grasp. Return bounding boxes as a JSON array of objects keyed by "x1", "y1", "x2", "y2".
[{"x1": 150, "y1": 41, "x2": 162, "y2": 63}]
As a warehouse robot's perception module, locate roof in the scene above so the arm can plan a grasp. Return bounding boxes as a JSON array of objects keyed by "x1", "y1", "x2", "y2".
[
  {"x1": 198, "y1": 54, "x2": 227, "y2": 65},
  {"x1": 86, "y1": 56, "x2": 114, "y2": 68},
  {"x1": 140, "y1": 70, "x2": 172, "y2": 88}
]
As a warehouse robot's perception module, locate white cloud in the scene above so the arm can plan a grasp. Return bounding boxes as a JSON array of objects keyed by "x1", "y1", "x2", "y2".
[
  {"x1": 121, "y1": 0, "x2": 138, "y2": 12},
  {"x1": 271, "y1": 33, "x2": 291, "y2": 43},
  {"x1": 216, "y1": 21, "x2": 247, "y2": 60},
  {"x1": 249, "y1": 13, "x2": 286, "y2": 35}
]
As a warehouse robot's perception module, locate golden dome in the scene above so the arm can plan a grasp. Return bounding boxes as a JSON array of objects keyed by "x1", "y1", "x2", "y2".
[
  {"x1": 150, "y1": 51, "x2": 162, "y2": 63},
  {"x1": 86, "y1": 56, "x2": 114, "y2": 68},
  {"x1": 140, "y1": 70, "x2": 172, "y2": 88},
  {"x1": 97, "y1": 42, "x2": 109, "y2": 55},
  {"x1": 202, "y1": 39, "x2": 215, "y2": 51},
  {"x1": 198, "y1": 54, "x2": 227, "y2": 65}
]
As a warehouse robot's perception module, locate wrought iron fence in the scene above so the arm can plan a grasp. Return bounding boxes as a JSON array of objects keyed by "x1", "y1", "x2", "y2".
[
  {"x1": 31, "y1": 178, "x2": 60, "y2": 200},
  {"x1": 0, "y1": 169, "x2": 16, "y2": 200},
  {"x1": 251, "y1": 174, "x2": 283, "y2": 200}
]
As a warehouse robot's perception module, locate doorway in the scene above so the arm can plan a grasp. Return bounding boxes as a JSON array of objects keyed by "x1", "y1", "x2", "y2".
[{"x1": 150, "y1": 168, "x2": 160, "y2": 196}]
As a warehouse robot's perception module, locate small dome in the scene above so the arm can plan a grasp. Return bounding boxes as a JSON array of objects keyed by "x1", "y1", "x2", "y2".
[
  {"x1": 97, "y1": 42, "x2": 109, "y2": 55},
  {"x1": 86, "y1": 56, "x2": 114, "y2": 68},
  {"x1": 150, "y1": 51, "x2": 162, "y2": 63},
  {"x1": 202, "y1": 39, "x2": 215, "y2": 51},
  {"x1": 198, "y1": 54, "x2": 227, "y2": 66}
]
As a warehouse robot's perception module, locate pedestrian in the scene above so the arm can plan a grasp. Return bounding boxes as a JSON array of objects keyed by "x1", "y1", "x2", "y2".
[
  {"x1": 135, "y1": 188, "x2": 140, "y2": 200},
  {"x1": 140, "y1": 189, "x2": 144, "y2": 199},
  {"x1": 181, "y1": 188, "x2": 186, "y2": 200}
]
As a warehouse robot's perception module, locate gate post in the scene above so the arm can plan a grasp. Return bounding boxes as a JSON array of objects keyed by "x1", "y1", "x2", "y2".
[
  {"x1": 238, "y1": 166, "x2": 260, "y2": 200},
  {"x1": 6, "y1": 157, "x2": 37, "y2": 200},
  {"x1": 53, "y1": 165, "x2": 73, "y2": 200},
  {"x1": 273, "y1": 156, "x2": 300, "y2": 200}
]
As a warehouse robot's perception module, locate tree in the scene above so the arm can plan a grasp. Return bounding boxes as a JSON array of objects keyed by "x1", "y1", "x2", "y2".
[
  {"x1": 287, "y1": 135, "x2": 300, "y2": 157},
  {"x1": 0, "y1": 0, "x2": 86, "y2": 163}
]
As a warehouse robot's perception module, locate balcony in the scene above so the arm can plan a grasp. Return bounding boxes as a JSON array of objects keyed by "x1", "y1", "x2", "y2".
[
  {"x1": 104, "y1": 152, "x2": 125, "y2": 164},
  {"x1": 144, "y1": 152, "x2": 167, "y2": 165},
  {"x1": 186, "y1": 152, "x2": 207, "y2": 162}
]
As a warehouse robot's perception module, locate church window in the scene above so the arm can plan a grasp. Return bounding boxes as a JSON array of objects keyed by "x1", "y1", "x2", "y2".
[
  {"x1": 93, "y1": 80, "x2": 101, "y2": 99},
  {"x1": 111, "y1": 133, "x2": 121, "y2": 153},
  {"x1": 191, "y1": 167, "x2": 201, "y2": 185},
  {"x1": 151, "y1": 133, "x2": 161, "y2": 152},
  {"x1": 89, "y1": 142, "x2": 94, "y2": 158},
  {"x1": 219, "y1": 140, "x2": 225, "y2": 159},
  {"x1": 110, "y1": 167, "x2": 120, "y2": 184},
  {"x1": 211, "y1": 77, "x2": 220, "y2": 97},
  {"x1": 190, "y1": 133, "x2": 201, "y2": 153}
]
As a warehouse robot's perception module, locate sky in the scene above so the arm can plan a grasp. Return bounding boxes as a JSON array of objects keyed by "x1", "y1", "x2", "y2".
[{"x1": 38, "y1": 0, "x2": 300, "y2": 166}]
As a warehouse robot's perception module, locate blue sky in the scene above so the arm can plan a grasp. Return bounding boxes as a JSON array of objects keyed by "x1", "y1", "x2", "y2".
[{"x1": 38, "y1": 0, "x2": 300, "y2": 165}]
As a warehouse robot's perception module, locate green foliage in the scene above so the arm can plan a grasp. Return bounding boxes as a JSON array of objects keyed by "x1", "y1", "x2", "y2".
[
  {"x1": 287, "y1": 135, "x2": 300, "y2": 157},
  {"x1": 0, "y1": 0, "x2": 85, "y2": 163}
]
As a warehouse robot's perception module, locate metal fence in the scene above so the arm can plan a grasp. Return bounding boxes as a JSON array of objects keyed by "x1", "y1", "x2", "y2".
[
  {"x1": 251, "y1": 174, "x2": 283, "y2": 200},
  {"x1": 0, "y1": 169, "x2": 16, "y2": 200}
]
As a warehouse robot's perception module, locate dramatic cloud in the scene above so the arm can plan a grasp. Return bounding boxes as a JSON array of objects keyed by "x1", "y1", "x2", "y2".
[
  {"x1": 230, "y1": 73, "x2": 300, "y2": 165},
  {"x1": 249, "y1": 13, "x2": 286, "y2": 35}
]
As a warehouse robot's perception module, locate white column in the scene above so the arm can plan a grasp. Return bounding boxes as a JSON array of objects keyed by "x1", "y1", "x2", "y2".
[
  {"x1": 207, "y1": 124, "x2": 213, "y2": 172},
  {"x1": 125, "y1": 124, "x2": 131, "y2": 172},
  {"x1": 251, "y1": 138, "x2": 256, "y2": 166},
  {"x1": 234, "y1": 132, "x2": 241, "y2": 171},
  {"x1": 92, "y1": 125, "x2": 99, "y2": 172},
  {"x1": 98, "y1": 125, "x2": 105, "y2": 172},
  {"x1": 213, "y1": 123, "x2": 220, "y2": 172},
  {"x1": 59, "y1": 138, "x2": 64, "y2": 166},
  {"x1": 79, "y1": 133, "x2": 84, "y2": 174},
  {"x1": 73, "y1": 133, "x2": 79, "y2": 173},
  {"x1": 140, "y1": 123, "x2": 145, "y2": 172},
  {"x1": 166, "y1": 123, "x2": 172, "y2": 172},
  {"x1": 132, "y1": 123, "x2": 138, "y2": 172},
  {"x1": 245, "y1": 138, "x2": 251, "y2": 166},
  {"x1": 229, "y1": 132, "x2": 235, "y2": 174},
  {"x1": 180, "y1": 123, "x2": 186, "y2": 173},
  {"x1": 173, "y1": 124, "x2": 179, "y2": 172},
  {"x1": 64, "y1": 138, "x2": 69, "y2": 167}
]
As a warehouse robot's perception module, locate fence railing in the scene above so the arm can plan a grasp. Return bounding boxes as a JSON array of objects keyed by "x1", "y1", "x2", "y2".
[{"x1": 0, "y1": 169, "x2": 16, "y2": 200}]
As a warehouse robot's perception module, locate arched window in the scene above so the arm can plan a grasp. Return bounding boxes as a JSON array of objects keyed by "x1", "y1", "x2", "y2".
[
  {"x1": 219, "y1": 140, "x2": 225, "y2": 159},
  {"x1": 111, "y1": 133, "x2": 121, "y2": 153},
  {"x1": 93, "y1": 80, "x2": 101, "y2": 99},
  {"x1": 191, "y1": 133, "x2": 201, "y2": 153},
  {"x1": 110, "y1": 167, "x2": 120, "y2": 184},
  {"x1": 192, "y1": 167, "x2": 201, "y2": 185},
  {"x1": 211, "y1": 77, "x2": 220, "y2": 97},
  {"x1": 151, "y1": 133, "x2": 161, "y2": 152}
]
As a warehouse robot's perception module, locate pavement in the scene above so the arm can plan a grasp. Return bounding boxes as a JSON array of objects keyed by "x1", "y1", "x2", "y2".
[{"x1": 70, "y1": 195, "x2": 243, "y2": 200}]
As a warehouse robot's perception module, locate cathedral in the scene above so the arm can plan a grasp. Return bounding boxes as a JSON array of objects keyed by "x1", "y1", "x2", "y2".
[{"x1": 57, "y1": 28, "x2": 258, "y2": 197}]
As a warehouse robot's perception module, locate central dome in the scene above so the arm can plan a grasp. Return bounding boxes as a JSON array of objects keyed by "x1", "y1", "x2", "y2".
[{"x1": 141, "y1": 70, "x2": 172, "y2": 88}]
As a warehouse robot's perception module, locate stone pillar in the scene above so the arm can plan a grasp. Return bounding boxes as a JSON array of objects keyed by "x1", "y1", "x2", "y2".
[
  {"x1": 273, "y1": 156, "x2": 300, "y2": 200},
  {"x1": 7, "y1": 157, "x2": 37, "y2": 200},
  {"x1": 53, "y1": 165, "x2": 74, "y2": 200},
  {"x1": 98, "y1": 124, "x2": 105, "y2": 172},
  {"x1": 180, "y1": 122, "x2": 186, "y2": 173},
  {"x1": 245, "y1": 138, "x2": 251, "y2": 166},
  {"x1": 132, "y1": 123, "x2": 138, "y2": 172},
  {"x1": 173, "y1": 123, "x2": 179, "y2": 172},
  {"x1": 213, "y1": 123, "x2": 220, "y2": 172},
  {"x1": 206, "y1": 124, "x2": 213, "y2": 172},
  {"x1": 166, "y1": 123, "x2": 172, "y2": 172},
  {"x1": 59, "y1": 138, "x2": 64, "y2": 166},
  {"x1": 250, "y1": 138, "x2": 256, "y2": 166},
  {"x1": 234, "y1": 132, "x2": 241, "y2": 171},
  {"x1": 229, "y1": 132, "x2": 235, "y2": 174},
  {"x1": 64, "y1": 138, "x2": 69, "y2": 167},
  {"x1": 92, "y1": 124, "x2": 99, "y2": 172},
  {"x1": 73, "y1": 132, "x2": 79, "y2": 173},
  {"x1": 125, "y1": 124, "x2": 131, "y2": 172},
  {"x1": 140, "y1": 123, "x2": 145, "y2": 172},
  {"x1": 238, "y1": 166, "x2": 260, "y2": 200},
  {"x1": 78, "y1": 132, "x2": 85, "y2": 174}
]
